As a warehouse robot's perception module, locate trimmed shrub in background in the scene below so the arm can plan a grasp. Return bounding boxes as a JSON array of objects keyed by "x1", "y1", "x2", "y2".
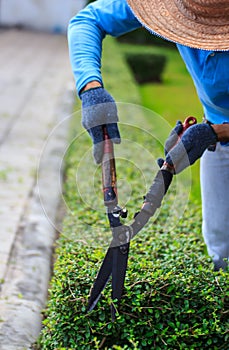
[
  {"x1": 117, "y1": 28, "x2": 176, "y2": 49},
  {"x1": 125, "y1": 53, "x2": 167, "y2": 84}
]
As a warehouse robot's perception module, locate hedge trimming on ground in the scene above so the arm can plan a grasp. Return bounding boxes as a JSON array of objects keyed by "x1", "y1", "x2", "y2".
[
  {"x1": 36, "y1": 37, "x2": 229, "y2": 349},
  {"x1": 125, "y1": 53, "x2": 167, "y2": 84}
]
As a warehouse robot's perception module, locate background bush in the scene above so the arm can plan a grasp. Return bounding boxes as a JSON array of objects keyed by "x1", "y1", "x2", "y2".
[
  {"x1": 36, "y1": 37, "x2": 229, "y2": 349},
  {"x1": 117, "y1": 28, "x2": 176, "y2": 49},
  {"x1": 125, "y1": 52, "x2": 167, "y2": 83}
]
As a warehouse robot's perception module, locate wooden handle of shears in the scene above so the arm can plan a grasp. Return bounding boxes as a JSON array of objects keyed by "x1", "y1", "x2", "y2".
[
  {"x1": 102, "y1": 126, "x2": 117, "y2": 207},
  {"x1": 182, "y1": 115, "x2": 197, "y2": 132}
]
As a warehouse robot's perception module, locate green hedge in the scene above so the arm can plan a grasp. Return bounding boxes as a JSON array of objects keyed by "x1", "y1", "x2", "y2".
[
  {"x1": 125, "y1": 53, "x2": 167, "y2": 84},
  {"x1": 117, "y1": 28, "x2": 176, "y2": 49},
  {"x1": 36, "y1": 37, "x2": 229, "y2": 350},
  {"x1": 38, "y1": 212, "x2": 228, "y2": 349}
]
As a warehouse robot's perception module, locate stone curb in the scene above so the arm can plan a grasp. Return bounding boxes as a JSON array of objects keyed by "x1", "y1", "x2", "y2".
[{"x1": 0, "y1": 87, "x2": 75, "y2": 349}]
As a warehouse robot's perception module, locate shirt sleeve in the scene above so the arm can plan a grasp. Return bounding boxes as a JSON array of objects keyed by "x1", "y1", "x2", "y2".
[{"x1": 68, "y1": 0, "x2": 141, "y2": 94}]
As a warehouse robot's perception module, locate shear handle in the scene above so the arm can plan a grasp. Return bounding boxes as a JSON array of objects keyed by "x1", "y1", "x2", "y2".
[{"x1": 102, "y1": 126, "x2": 117, "y2": 206}]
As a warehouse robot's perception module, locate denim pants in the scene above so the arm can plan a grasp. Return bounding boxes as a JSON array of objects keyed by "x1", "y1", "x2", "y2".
[{"x1": 200, "y1": 143, "x2": 229, "y2": 269}]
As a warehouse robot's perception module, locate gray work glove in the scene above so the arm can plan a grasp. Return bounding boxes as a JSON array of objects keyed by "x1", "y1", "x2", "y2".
[
  {"x1": 80, "y1": 87, "x2": 121, "y2": 164},
  {"x1": 157, "y1": 120, "x2": 183, "y2": 168},
  {"x1": 158, "y1": 122, "x2": 218, "y2": 173}
]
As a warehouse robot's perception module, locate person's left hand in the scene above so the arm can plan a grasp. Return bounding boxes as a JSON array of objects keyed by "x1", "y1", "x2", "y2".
[
  {"x1": 158, "y1": 122, "x2": 218, "y2": 173},
  {"x1": 81, "y1": 87, "x2": 120, "y2": 164}
]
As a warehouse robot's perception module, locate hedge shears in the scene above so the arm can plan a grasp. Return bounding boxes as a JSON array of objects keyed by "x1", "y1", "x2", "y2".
[{"x1": 87, "y1": 116, "x2": 197, "y2": 320}]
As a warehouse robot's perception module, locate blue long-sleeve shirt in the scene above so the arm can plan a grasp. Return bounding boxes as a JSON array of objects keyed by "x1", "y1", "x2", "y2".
[{"x1": 68, "y1": 0, "x2": 229, "y2": 124}]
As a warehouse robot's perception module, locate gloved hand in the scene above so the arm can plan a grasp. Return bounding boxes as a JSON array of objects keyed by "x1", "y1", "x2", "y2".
[
  {"x1": 157, "y1": 120, "x2": 183, "y2": 168},
  {"x1": 81, "y1": 87, "x2": 121, "y2": 164},
  {"x1": 158, "y1": 122, "x2": 218, "y2": 173}
]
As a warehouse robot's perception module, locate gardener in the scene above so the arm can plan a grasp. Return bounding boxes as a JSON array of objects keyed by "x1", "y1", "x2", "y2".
[{"x1": 68, "y1": 0, "x2": 229, "y2": 271}]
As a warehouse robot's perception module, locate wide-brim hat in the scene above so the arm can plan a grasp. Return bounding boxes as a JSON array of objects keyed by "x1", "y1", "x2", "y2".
[{"x1": 127, "y1": 0, "x2": 229, "y2": 50}]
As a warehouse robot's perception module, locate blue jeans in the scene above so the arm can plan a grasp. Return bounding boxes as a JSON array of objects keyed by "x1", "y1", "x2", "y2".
[{"x1": 200, "y1": 143, "x2": 229, "y2": 270}]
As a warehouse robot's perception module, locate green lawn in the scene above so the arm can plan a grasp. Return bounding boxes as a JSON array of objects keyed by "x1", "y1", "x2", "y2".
[{"x1": 118, "y1": 43, "x2": 203, "y2": 202}]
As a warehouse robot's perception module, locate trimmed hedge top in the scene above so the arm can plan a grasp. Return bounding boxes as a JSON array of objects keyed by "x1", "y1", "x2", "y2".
[
  {"x1": 39, "y1": 207, "x2": 229, "y2": 350},
  {"x1": 36, "y1": 37, "x2": 229, "y2": 350}
]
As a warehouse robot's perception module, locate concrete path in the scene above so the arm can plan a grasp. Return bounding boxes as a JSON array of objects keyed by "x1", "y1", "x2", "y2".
[{"x1": 0, "y1": 29, "x2": 75, "y2": 349}]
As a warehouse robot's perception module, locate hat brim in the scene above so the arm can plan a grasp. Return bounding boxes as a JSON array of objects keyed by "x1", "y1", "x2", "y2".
[{"x1": 127, "y1": 0, "x2": 229, "y2": 51}]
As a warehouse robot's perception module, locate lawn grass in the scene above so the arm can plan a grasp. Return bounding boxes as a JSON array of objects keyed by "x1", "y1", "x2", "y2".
[{"x1": 118, "y1": 43, "x2": 203, "y2": 202}]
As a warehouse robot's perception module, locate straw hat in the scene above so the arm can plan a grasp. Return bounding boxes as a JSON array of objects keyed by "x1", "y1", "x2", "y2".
[{"x1": 127, "y1": 0, "x2": 229, "y2": 50}]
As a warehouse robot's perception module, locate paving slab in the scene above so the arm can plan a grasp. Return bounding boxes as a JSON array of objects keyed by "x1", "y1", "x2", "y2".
[{"x1": 0, "y1": 29, "x2": 75, "y2": 349}]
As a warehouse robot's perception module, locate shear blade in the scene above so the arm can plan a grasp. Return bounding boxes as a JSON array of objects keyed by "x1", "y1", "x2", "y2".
[
  {"x1": 111, "y1": 244, "x2": 129, "y2": 301},
  {"x1": 87, "y1": 247, "x2": 113, "y2": 312},
  {"x1": 111, "y1": 243, "x2": 130, "y2": 320}
]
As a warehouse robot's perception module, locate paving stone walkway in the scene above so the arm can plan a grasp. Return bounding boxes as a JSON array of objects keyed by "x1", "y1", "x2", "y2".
[{"x1": 0, "y1": 29, "x2": 75, "y2": 349}]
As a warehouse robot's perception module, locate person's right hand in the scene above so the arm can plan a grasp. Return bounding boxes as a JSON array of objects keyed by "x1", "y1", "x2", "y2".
[
  {"x1": 158, "y1": 122, "x2": 218, "y2": 174},
  {"x1": 157, "y1": 120, "x2": 184, "y2": 168},
  {"x1": 80, "y1": 87, "x2": 121, "y2": 164}
]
